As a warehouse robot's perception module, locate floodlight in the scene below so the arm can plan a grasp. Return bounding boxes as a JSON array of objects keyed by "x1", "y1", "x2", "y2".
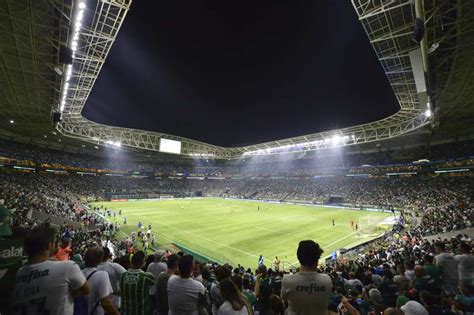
[
  {"x1": 77, "y1": 10, "x2": 84, "y2": 22},
  {"x1": 425, "y1": 109, "x2": 432, "y2": 117},
  {"x1": 9, "y1": 120, "x2": 14, "y2": 124},
  {"x1": 331, "y1": 135, "x2": 341, "y2": 145},
  {"x1": 78, "y1": 2, "x2": 86, "y2": 9}
]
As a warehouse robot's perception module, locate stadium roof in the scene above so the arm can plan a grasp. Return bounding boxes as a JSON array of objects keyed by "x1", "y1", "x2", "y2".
[
  {"x1": 1, "y1": 0, "x2": 473, "y2": 158},
  {"x1": 81, "y1": 0, "x2": 401, "y2": 147}
]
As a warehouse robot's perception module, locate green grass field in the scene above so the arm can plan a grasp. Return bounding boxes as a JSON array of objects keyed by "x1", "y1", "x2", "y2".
[{"x1": 92, "y1": 198, "x2": 392, "y2": 269}]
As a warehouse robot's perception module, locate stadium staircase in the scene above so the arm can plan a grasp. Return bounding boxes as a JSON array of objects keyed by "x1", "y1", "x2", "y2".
[{"x1": 246, "y1": 191, "x2": 259, "y2": 199}]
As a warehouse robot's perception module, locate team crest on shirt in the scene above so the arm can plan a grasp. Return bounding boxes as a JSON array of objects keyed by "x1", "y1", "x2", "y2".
[{"x1": 124, "y1": 274, "x2": 139, "y2": 284}]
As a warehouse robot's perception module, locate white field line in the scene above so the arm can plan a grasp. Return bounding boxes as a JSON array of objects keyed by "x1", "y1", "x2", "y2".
[{"x1": 157, "y1": 221, "x2": 272, "y2": 264}]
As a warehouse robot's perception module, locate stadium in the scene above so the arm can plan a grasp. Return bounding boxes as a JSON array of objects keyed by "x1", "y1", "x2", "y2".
[{"x1": 0, "y1": 0, "x2": 473, "y2": 315}]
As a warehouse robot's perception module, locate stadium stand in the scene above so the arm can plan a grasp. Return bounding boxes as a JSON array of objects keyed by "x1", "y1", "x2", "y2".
[{"x1": 1, "y1": 140, "x2": 473, "y2": 314}]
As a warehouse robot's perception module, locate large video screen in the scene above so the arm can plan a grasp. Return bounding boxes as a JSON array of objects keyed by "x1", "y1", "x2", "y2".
[{"x1": 159, "y1": 138, "x2": 181, "y2": 154}]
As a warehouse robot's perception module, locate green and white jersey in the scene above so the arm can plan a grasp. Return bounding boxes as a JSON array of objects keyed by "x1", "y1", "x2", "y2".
[{"x1": 119, "y1": 269, "x2": 155, "y2": 315}]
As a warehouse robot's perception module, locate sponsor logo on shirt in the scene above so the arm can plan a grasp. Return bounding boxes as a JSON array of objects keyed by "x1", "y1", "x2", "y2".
[
  {"x1": 296, "y1": 283, "x2": 326, "y2": 294},
  {"x1": 16, "y1": 269, "x2": 50, "y2": 284}
]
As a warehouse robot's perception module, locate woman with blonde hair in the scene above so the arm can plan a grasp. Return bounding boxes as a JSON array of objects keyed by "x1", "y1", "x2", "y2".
[{"x1": 218, "y1": 278, "x2": 254, "y2": 315}]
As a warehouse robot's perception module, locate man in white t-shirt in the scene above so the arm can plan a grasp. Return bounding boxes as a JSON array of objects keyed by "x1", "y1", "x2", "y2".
[
  {"x1": 434, "y1": 242, "x2": 458, "y2": 289},
  {"x1": 97, "y1": 246, "x2": 126, "y2": 309},
  {"x1": 13, "y1": 226, "x2": 90, "y2": 315},
  {"x1": 281, "y1": 240, "x2": 333, "y2": 315},
  {"x1": 147, "y1": 251, "x2": 167, "y2": 279},
  {"x1": 455, "y1": 242, "x2": 473, "y2": 282},
  {"x1": 168, "y1": 254, "x2": 206, "y2": 315},
  {"x1": 82, "y1": 246, "x2": 120, "y2": 315}
]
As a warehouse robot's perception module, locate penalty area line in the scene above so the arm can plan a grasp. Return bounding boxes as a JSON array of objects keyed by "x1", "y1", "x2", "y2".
[{"x1": 158, "y1": 221, "x2": 271, "y2": 263}]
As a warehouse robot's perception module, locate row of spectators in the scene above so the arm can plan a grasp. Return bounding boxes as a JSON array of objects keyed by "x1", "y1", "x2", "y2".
[
  {"x1": 1, "y1": 138, "x2": 473, "y2": 177},
  {"x1": 10, "y1": 226, "x2": 474, "y2": 315},
  {"x1": 2, "y1": 171, "x2": 472, "y2": 236}
]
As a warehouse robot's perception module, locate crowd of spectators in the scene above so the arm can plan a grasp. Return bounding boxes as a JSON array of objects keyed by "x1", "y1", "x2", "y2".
[
  {"x1": 1, "y1": 138, "x2": 473, "y2": 177},
  {"x1": 1, "y1": 140, "x2": 473, "y2": 314},
  {"x1": 8, "y1": 225, "x2": 474, "y2": 315},
  {"x1": 1, "y1": 171, "x2": 472, "y2": 237}
]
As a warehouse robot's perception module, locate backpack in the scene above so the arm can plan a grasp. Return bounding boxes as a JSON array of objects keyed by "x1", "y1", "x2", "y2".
[{"x1": 73, "y1": 270, "x2": 100, "y2": 315}]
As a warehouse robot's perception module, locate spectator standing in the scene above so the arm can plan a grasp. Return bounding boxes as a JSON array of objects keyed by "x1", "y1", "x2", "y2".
[
  {"x1": 434, "y1": 242, "x2": 459, "y2": 289},
  {"x1": 167, "y1": 254, "x2": 206, "y2": 315},
  {"x1": 255, "y1": 265, "x2": 273, "y2": 314},
  {"x1": 119, "y1": 251, "x2": 155, "y2": 315},
  {"x1": 217, "y1": 278, "x2": 252, "y2": 315},
  {"x1": 97, "y1": 247, "x2": 126, "y2": 310},
  {"x1": 147, "y1": 251, "x2": 167, "y2": 279},
  {"x1": 455, "y1": 242, "x2": 474, "y2": 282},
  {"x1": 211, "y1": 266, "x2": 232, "y2": 314},
  {"x1": 242, "y1": 276, "x2": 256, "y2": 309},
  {"x1": 13, "y1": 227, "x2": 90, "y2": 315},
  {"x1": 155, "y1": 254, "x2": 179, "y2": 315},
  {"x1": 55, "y1": 238, "x2": 72, "y2": 261},
  {"x1": 281, "y1": 240, "x2": 332, "y2": 315},
  {"x1": 81, "y1": 246, "x2": 120, "y2": 315}
]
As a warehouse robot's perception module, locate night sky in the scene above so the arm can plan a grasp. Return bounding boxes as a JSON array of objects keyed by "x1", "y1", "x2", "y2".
[{"x1": 82, "y1": 0, "x2": 399, "y2": 147}]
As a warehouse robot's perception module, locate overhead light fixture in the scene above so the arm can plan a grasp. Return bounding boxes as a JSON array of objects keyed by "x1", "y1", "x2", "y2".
[
  {"x1": 331, "y1": 135, "x2": 341, "y2": 145},
  {"x1": 425, "y1": 109, "x2": 432, "y2": 117},
  {"x1": 105, "y1": 140, "x2": 121, "y2": 148},
  {"x1": 9, "y1": 120, "x2": 14, "y2": 124}
]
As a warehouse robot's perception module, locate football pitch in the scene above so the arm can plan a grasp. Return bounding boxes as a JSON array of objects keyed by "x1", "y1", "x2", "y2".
[{"x1": 92, "y1": 198, "x2": 392, "y2": 269}]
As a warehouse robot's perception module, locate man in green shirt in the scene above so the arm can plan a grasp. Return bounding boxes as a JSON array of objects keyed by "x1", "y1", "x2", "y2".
[
  {"x1": 119, "y1": 251, "x2": 155, "y2": 315},
  {"x1": 423, "y1": 254, "x2": 441, "y2": 291}
]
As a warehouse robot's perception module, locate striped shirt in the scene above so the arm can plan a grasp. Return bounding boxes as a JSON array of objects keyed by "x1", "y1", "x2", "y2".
[{"x1": 119, "y1": 269, "x2": 155, "y2": 315}]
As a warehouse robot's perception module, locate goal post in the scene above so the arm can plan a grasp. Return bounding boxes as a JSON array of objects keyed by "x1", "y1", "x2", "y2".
[{"x1": 358, "y1": 214, "x2": 384, "y2": 234}]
